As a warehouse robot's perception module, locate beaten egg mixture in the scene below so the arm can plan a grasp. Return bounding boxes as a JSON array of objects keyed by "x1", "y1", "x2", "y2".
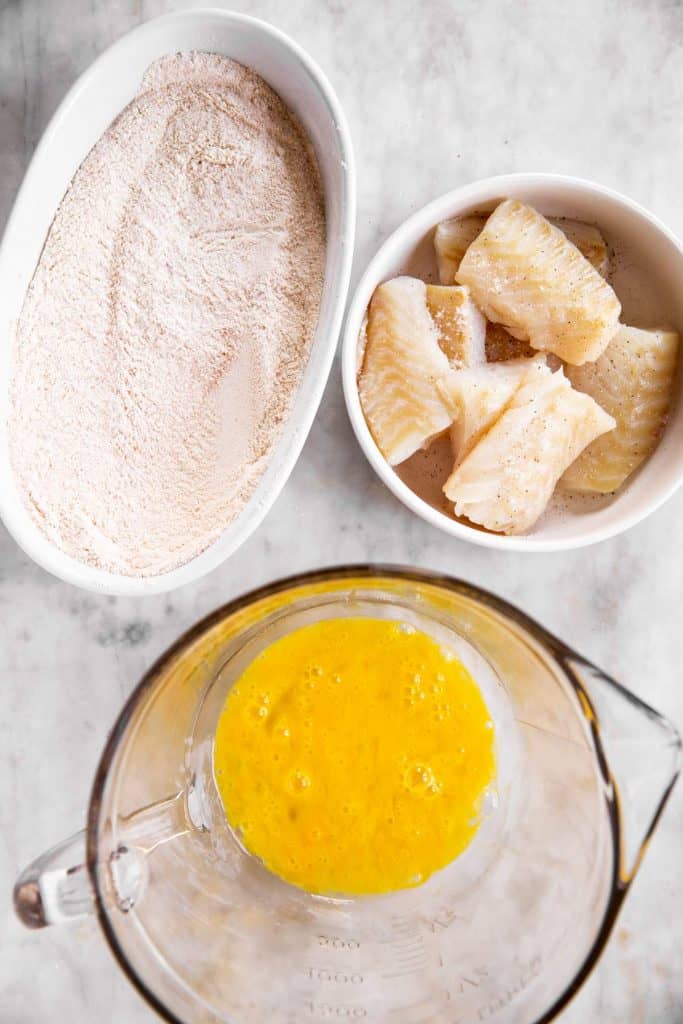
[{"x1": 214, "y1": 617, "x2": 495, "y2": 895}]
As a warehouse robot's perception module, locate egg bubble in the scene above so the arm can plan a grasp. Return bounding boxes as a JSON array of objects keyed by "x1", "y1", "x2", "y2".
[
  {"x1": 404, "y1": 762, "x2": 439, "y2": 794},
  {"x1": 289, "y1": 771, "x2": 312, "y2": 793}
]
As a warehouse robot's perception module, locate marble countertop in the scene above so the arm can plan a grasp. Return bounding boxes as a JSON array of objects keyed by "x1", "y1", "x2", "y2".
[{"x1": 1, "y1": 1, "x2": 681, "y2": 1021}]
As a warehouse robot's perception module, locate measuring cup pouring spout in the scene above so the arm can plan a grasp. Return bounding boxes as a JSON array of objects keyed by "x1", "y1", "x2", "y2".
[
  {"x1": 12, "y1": 568, "x2": 681, "y2": 1024},
  {"x1": 559, "y1": 651, "x2": 681, "y2": 885}
]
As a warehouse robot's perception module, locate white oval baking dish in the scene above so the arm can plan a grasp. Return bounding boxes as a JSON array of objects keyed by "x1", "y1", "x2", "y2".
[{"x1": 0, "y1": 9, "x2": 355, "y2": 595}]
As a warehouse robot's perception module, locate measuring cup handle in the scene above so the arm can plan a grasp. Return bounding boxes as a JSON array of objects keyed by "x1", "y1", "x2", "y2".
[
  {"x1": 13, "y1": 829, "x2": 93, "y2": 929},
  {"x1": 14, "y1": 790, "x2": 194, "y2": 929}
]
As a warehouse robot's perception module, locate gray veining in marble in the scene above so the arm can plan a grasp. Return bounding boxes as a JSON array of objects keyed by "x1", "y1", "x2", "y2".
[{"x1": 1, "y1": 0, "x2": 682, "y2": 1021}]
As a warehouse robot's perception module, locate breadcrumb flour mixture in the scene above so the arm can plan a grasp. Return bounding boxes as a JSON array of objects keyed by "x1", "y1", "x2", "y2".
[{"x1": 9, "y1": 52, "x2": 325, "y2": 576}]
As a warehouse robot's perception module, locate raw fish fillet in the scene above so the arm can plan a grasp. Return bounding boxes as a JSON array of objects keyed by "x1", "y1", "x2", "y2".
[
  {"x1": 455, "y1": 200, "x2": 621, "y2": 364},
  {"x1": 443, "y1": 367, "x2": 616, "y2": 534},
  {"x1": 435, "y1": 213, "x2": 610, "y2": 283},
  {"x1": 447, "y1": 355, "x2": 547, "y2": 468},
  {"x1": 425, "y1": 284, "x2": 486, "y2": 369},
  {"x1": 554, "y1": 218, "x2": 611, "y2": 277},
  {"x1": 562, "y1": 325, "x2": 679, "y2": 493},
  {"x1": 359, "y1": 277, "x2": 458, "y2": 465},
  {"x1": 434, "y1": 216, "x2": 484, "y2": 285}
]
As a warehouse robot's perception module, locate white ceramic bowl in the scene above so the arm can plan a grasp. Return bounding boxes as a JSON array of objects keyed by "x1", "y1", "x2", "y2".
[
  {"x1": 342, "y1": 173, "x2": 683, "y2": 552},
  {"x1": 0, "y1": 9, "x2": 355, "y2": 594}
]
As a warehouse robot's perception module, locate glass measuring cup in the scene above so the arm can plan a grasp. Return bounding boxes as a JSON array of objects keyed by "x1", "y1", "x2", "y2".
[{"x1": 13, "y1": 566, "x2": 681, "y2": 1024}]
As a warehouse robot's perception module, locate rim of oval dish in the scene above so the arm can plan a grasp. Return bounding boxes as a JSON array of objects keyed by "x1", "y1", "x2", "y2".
[
  {"x1": 0, "y1": 9, "x2": 356, "y2": 595},
  {"x1": 341, "y1": 172, "x2": 683, "y2": 553}
]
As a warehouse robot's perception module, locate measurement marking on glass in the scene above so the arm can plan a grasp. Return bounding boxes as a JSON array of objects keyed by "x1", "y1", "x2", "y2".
[
  {"x1": 382, "y1": 959, "x2": 428, "y2": 980},
  {"x1": 307, "y1": 967, "x2": 365, "y2": 985},
  {"x1": 394, "y1": 956, "x2": 428, "y2": 971},
  {"x1": 391, "y1": 915, "x2": 419, "y2": 934},
  {"x1": 307, "y1": 1002, "x2": 367, "y2": 1018},
  {"x1": 451, "y1": 967, "x2": 489, "y2": 994},
  {"x1": 449, "y1": 957, "x2": 542, "y2": 1020},
  {"x1": 395, "y1": 947, "x2": 426, "y2": 958},
  {"x1": 318, "y1": 935, "x2": 361, "y2": 951},
  {"x1": 381, "y1": 914, "x2": 429, "y2": 979},
  {"x1": 428, "y1": 906, "x2": 460, "y2": 931}
]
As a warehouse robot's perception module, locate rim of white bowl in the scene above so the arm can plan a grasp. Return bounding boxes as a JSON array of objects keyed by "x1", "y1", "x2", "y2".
[
  {"x1": 342, "y1": 172, "x2": 683, "y2": 553},
  {"x1": 0, "y1": 9, "x2": 357, "y2": 594}
]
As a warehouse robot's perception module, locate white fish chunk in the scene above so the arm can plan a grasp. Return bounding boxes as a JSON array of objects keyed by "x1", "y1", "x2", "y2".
[
  {"x1": 358, "y1": 276, "x2": 458, "y2": 465},
  {"x1": 562, "y1": 325, "x2": 679, "y2": 492},
  {"x1": 455, "y1": 199, "x2": 621, "y2": 364},
  {"x1": 443, "y1": 367, "x2": 616, "y2": 534},
  {"x1": 446, "y1": 355, "x2": 548, "y2": 469},
  {"x1": 435, "y1": 213, "x2": 610, "y2": 283}
]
